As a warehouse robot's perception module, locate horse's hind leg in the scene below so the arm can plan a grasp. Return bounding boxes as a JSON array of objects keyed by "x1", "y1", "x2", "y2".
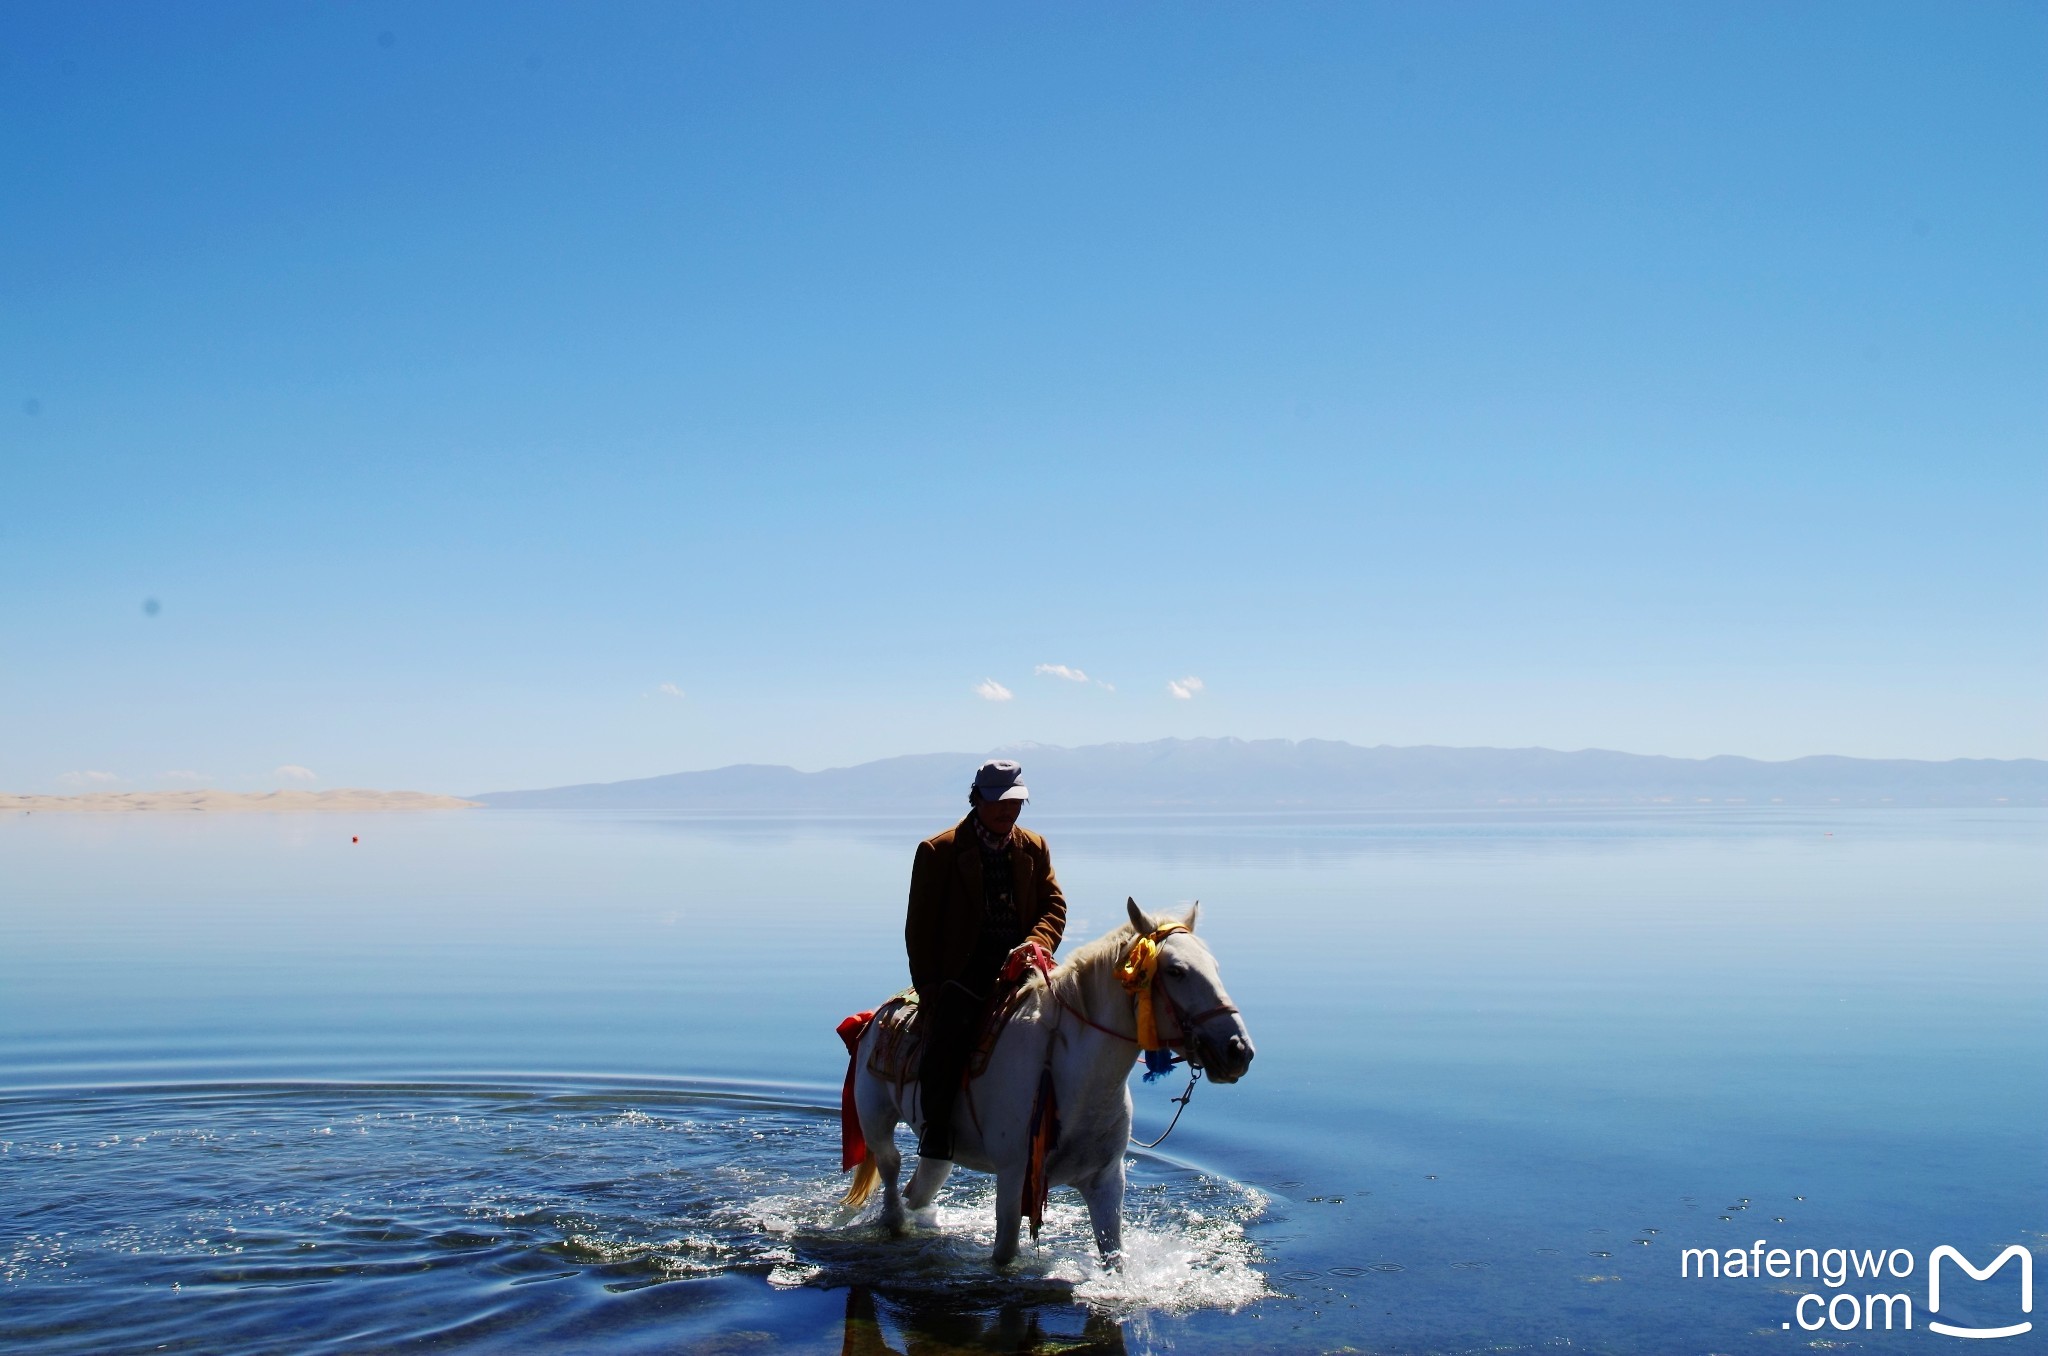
[
  {"x1": 872, "y1": 1136, "x2": 906, "y2": 1234},
  {"x1": 855, "y1": 1073, "x2": 908, "y2": 1234}
]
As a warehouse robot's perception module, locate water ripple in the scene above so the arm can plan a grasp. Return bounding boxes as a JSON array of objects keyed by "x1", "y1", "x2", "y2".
[{"x1": 0, "y1": 1080, "x2": 1270, "y2": 1353}]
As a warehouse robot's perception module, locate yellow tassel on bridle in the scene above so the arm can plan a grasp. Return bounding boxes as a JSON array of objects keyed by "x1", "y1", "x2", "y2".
[{"x1": 1115, "y1": 922, "x2": 1189, "y2": 1051}]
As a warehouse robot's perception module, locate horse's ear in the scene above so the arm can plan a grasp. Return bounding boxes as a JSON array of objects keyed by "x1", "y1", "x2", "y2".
[
  {"x1": 1126, "y1": 897, "x2": 1154, "y2": 934},
  {"x1": 1183, "y1": 901, "x2": 1200, "y2": 932}
]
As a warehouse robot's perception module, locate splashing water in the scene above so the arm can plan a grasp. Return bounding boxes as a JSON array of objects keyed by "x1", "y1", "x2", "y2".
[
  {"x1": 0, "y1": 1082, "x2": 1269, "y2": 1353},
  {"x1": 747, "y1": 1171, "x2": 1269, "y2": 1313}
]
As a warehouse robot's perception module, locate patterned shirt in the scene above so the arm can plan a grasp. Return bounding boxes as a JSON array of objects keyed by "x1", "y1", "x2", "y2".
[{"x1": 972, "y1": 817, "x2": 1022, "y2": 962}]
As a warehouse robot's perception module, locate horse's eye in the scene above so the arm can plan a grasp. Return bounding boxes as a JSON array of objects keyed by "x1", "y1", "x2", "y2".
[{"x1": 1166, "y1": 961, "x2": 1189, "y2": 979}]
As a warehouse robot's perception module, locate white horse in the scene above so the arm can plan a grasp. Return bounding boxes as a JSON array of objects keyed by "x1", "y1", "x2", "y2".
[{"x1": 840, "y1": 898, "x2": 1256, "y2": 1265}]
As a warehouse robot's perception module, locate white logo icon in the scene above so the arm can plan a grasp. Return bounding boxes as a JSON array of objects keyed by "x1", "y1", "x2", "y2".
[{"x1": 1929, "y1": 1245, "x2": 2033, "y2": 1340}]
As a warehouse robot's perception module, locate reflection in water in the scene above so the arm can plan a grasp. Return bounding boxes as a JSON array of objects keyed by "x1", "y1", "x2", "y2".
[{"x1": 840, "y1": 1285, "x2": 1127, "y2": 1356}]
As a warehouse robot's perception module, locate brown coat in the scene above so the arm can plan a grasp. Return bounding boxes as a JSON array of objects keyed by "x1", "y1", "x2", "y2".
[{"x1": 905, "y1": 815, "x2": 1067, "y2": 996}]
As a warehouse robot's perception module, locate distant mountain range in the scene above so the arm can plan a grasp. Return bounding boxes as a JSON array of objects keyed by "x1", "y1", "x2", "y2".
[
  {"x1": 3, "y1": 790, "x2": 478, "y2": 813},
  {"x1": 471, "y1": 739, "x2": 2048, "y2": 811}
]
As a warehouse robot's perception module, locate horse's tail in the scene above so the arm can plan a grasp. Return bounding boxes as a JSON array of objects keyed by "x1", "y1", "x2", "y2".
[
  {"x1": 841, "y1": 1156, "x2": 881, "y2": 1209},
  {"x1": 836, "y1": 1008, "x2": 881, "y2": 1210}
]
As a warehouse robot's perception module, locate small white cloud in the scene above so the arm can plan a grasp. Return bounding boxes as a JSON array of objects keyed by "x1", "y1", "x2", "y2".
[
  {"x1": 656, "y1": 682, "x2": 685, "y2": 699},
  {"x1": 1034, "y1": 663, "x2": 1089, "y2": 683},
  {"x1": 160, "y1": 770, "x2": 205, "y2": 782},
  {"x1": 274, "y1": 764, "x2": 318, "y2": 782},
  {"x1": 1167, "y1": 676, "x2": 1205, "y2": 700},
  {"x1": 59, "y1": 770, "x2": 120, "y2": 787},
  {"x1": 1096, "y1": 679, "x2": 1116, "y2": 692},
  {"x1": 973, "y1": 678, "x2": 1014, "y2": 702}
]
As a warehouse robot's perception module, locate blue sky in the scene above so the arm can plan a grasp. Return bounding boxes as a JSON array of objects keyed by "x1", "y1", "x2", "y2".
[{"x1": 3, "y1": 1, "x2": 2042, "y2": 794}]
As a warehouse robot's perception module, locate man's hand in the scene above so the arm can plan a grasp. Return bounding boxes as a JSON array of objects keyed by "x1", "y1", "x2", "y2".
[{"x1": 1002, "y1": 940, "x2": 1056, "y2": 984}]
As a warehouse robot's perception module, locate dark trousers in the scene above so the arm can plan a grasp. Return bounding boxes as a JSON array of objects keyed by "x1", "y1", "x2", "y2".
[{"x1": 917, "y1": 977, "x2": 996, "y2": 1159}]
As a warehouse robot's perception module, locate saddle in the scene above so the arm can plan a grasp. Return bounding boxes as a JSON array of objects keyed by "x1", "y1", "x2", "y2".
[
  {"x1": 862, "y1": 978, "x2": 1031, "y2": 1085},
  {"x1": 857, "y1": 941, "x2": 1057, "y2": 1086}
]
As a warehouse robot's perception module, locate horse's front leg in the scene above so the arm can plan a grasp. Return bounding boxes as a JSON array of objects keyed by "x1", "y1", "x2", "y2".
[
  {"x1": 990, "y1": 1167, "x2": 1025, "y2": 1266},
  {"x1": 1078, "y1": 1159, "x2": 1126, "y2": 1263},
  {"x1": 903, "y1": 1156, "x2": 952, "y2": 1215}
]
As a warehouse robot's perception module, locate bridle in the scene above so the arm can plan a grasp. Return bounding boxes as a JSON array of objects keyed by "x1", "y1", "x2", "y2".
[
  {"x1": 1120, "y1": 922, "x2": 1242, "y2": 1064},
  {"x1": 1166, "y1": 994, "x2": 1246, "y2": 1046}
]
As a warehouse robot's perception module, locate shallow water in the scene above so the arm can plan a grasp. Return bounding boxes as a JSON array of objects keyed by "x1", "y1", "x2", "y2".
[{"x1": 2, "y1": 808, "x2": 2042, "y2": 1352}]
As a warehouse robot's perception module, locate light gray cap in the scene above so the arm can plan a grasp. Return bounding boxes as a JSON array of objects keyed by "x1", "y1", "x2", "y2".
[{"x1": 972, "y1": 758, "x2": 1030, "y2": 802}]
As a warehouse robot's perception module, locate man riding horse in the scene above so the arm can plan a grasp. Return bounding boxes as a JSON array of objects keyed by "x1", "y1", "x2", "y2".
[{"x1": 903, "y1": 758, "x2": 1066, "y2": 1164}]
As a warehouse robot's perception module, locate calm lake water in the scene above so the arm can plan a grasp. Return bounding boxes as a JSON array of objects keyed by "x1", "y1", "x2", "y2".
[{"x1": 2, "y1": 808, "x2": 2042, "y2": 1353}]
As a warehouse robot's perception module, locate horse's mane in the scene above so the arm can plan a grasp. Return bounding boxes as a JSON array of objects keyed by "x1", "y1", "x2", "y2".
[
  {"x1": 1059, "y1": 922, "x2": 1137, "y2": 976},
  {"x1": 1044, "y1": 922, "x2": 1139, "y2": 1030}
]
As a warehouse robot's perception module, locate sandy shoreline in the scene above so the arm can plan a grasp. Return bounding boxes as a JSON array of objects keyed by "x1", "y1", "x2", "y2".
[{"x1": 1, "y1": 789, "x2": 480, "y2": 813}]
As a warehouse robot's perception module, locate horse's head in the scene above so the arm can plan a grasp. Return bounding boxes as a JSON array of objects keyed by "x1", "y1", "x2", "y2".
[{"x1": 1126, "y1": 898, "x2": 1257, "y2": 1085}]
